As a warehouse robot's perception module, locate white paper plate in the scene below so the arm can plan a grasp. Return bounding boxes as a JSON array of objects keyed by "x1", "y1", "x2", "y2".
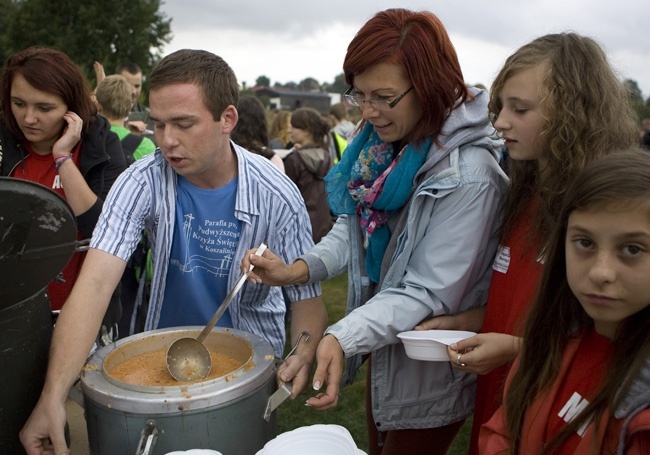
[
  {"x1": 397, "y1": 330, "x2": 476, "y2": 361},
  {"x1": 256, "y1": 424, "x2": 366, "y2": 455},
  {"x1": 164, "y1": 450, "x2": 223, "y2": 455}
]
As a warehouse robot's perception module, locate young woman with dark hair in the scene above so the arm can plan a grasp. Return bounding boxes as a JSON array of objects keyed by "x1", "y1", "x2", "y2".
[
  {"x1": 0, "y1": 46, "x2": 126, "y2": 312},
  {"x1": 231, "y1": 95, "x2": 285, "y2": 171}
]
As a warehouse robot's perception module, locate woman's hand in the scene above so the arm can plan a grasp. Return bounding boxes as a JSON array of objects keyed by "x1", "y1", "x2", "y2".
[
  {"x1": 241, "y1": 247, "x2": 309, "y2": 286},
  {"x1": 446, "y1": 333, "x2": 522, "y2": 375},
  {"x1": 52, "y1": 112, "x2": 82, "y2": 159},
  {"x1": 305, "y1": 334, "x2": 344, "y2": 410}
]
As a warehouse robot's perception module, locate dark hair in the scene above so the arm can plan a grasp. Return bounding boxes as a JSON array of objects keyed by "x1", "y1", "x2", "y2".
[
  {"x1": 1, "y1": 46, "x2": 97, "y2": 138},
  {"x1": 231, "y1": 95, "x2": 274, "y2": 159},
  {"x1": 290, "y1": 107, "x2": 330, "y2": 149},
  {"x1": 116, "y1": 62, "x2": 142, "y2": 75},
  {"x1": 505, "y1": 149, "x2": 650, "y2": 453},
  {"x1": 149, "y1": 49, "x2": 238, "y2": 121},
  {"x1": 343, "y1": 8, "x2": 468, "y2": 146},
  {"x1": 490, "y1": 33, "x2": 639, "y2": 251}
]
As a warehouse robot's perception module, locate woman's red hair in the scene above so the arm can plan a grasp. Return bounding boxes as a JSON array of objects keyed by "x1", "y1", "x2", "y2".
[
  {"x1": 344, "y1": 8, "x2": 468, "y2": 145},
  {"x1": 1, "y1": 46, "x2": 96, "y2": 139}
]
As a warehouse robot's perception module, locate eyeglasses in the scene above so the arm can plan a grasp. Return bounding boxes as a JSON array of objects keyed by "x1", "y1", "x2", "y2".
[{"x1": 343, "y1": 86, "x2": 413, "y2": 111}]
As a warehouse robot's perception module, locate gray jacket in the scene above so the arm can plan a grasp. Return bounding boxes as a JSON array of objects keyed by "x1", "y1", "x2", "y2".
[{"x1": 302, "y1": 88, "x2": 509, "y2": 430}]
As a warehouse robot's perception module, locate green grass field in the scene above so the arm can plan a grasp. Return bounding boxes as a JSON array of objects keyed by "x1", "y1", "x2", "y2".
[{"x1": 277, "y1": 273, "x2": 471, "y2": 454}]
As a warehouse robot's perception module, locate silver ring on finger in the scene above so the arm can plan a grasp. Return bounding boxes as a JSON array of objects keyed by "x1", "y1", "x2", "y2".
[{"x1": 456, "y1": 353, "x2": 466, "y2": 367}]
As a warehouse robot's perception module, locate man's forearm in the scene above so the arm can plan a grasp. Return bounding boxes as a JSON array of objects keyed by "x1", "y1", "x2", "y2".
[{"x1": 289, "y1": 296, "x2": 328, "y2": 360}]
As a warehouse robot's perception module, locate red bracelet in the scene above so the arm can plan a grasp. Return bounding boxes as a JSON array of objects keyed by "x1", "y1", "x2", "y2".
[{"x1": 54, "y1": 154, "x2": 73, "y2": 170}]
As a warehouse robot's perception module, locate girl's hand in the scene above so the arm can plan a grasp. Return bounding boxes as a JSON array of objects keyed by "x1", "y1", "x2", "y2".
[
  {"x1": 52, "y1": 112, "x2": 82, "y2": 159},
  {"x1": 447, "y1": 333, "x2": 522, "y2": 375}
]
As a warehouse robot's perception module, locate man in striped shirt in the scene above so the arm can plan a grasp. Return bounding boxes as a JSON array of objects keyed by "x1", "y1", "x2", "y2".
[{"x1": 20, "y1": 50, "x2": 328, "y2": 455}]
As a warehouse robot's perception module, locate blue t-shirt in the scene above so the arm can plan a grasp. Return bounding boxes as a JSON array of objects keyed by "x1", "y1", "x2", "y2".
[{"x1": 159, "y1": 176, "x2": 241, "y2": 328}]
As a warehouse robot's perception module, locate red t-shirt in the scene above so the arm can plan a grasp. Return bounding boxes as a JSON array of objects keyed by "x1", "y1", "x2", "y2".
[
  {"x1": 11, "y1": 143, "x2": 85, "y2": 311},
  {"x1": 545, "y1": 327, "x2": 613, "y2": 453},
  {"x1": 470, "y1": 201, "x2": 544, "y2": 455}
]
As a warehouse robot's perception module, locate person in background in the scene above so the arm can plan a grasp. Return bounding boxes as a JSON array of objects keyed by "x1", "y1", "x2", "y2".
[
  {"x1": 416, "y1": 32, "x2": 639, "y2": 455},
  {"x1": 242, "y1": 8, "x2": 508, "y2": 455},
  {"x1": 269, "y1": 109, "x2": 293, "y2": 149},
  {"x1": 95, "y1": 73, "x2": 157, "y2": 337},
  {"x1": 95, "y1": 74, "x2": 156, "y2": 165},
  {"x1": 20, "y1": 49, "x2": 328, "y2": 455},
  {"x1": 481, "y1": 149, "x2": 650, "y2": 454},
  {"x1": 231, "y1": 95, "x2": 285, "y2": 172},
  {"x1": 94, "y1": 60, "x2": 154, "y2": 139},
  {"x1": 328, "y1": 102, "x2": 355, "y2": 164},
  {"x1": 0, "y1": 46, "x2": 126, "y2": 320},
  {"x1": 640, "y1": 118, "x2": 650, "y2": 150},
  {"x1": 284, "y1": 107, "x2": 334, "y2": 243}
]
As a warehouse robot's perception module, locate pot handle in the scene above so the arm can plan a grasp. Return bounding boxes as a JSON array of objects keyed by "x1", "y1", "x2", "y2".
[
  {"x1": 75, "y1": 238, "x2": 91, "y2": 252},
  {"x1": 135, "y1": 420, "x2": 158, "y2": 455},
  {"x1": 68, "y1": 378, "x2": 84, "y2": 408}
]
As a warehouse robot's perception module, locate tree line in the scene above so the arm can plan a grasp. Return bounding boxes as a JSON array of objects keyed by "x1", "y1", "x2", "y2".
[{"x1": 1, "y1": 0, "x2": 648, "y2": 120}]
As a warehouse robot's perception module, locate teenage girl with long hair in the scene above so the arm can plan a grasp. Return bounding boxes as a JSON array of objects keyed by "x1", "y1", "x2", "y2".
[
  {"x1": 415, "y1": 32, "x2": 639, "y2": 454},
  {"x1": 481, "y1": 149, "x2": 650, "y2": 454}
]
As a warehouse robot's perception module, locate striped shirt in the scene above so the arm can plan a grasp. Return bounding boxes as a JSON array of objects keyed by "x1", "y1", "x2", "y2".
[{"x1": 91, "y1": 142, "x2": 320, "y2": 356}]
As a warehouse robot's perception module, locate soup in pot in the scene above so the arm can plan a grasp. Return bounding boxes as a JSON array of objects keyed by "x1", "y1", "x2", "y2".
[{"x1": 108, "y1": 348, "x2": 243, "y2": 386}]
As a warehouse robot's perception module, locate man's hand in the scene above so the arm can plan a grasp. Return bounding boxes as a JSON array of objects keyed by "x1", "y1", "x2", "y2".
[
  {"x1": 126, "y1": 120, "x2": 147, "y2": 135},
  {"x1": 93, "y1": 61, "x2": 106, "y2": 89},
  {"x1": 20, "y1": 396, "x2": 69, "y2": 455}
]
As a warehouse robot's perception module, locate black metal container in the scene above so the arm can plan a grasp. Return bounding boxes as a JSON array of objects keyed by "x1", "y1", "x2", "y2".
[{"x1": 0, "y1": 177, "x2": 78, "y2": 454}]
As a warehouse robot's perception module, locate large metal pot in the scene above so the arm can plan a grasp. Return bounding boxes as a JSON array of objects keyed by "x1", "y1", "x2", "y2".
[
  {"x1": 81, "y1": 327, "x2": 278, "y2": 455},
  {"x1": 0, "y1": 177, "x2": 79, "y2": 454}
]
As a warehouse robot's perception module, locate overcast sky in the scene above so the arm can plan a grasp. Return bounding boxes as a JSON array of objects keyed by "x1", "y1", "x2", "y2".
[{"x1": 159, "y1": 1, "x2": 650, "y2": 99}]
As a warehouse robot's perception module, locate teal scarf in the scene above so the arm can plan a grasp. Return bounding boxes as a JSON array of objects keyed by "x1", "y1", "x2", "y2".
[{"x1": 325, "y1": 122, "x2": 431, "y2": 282}]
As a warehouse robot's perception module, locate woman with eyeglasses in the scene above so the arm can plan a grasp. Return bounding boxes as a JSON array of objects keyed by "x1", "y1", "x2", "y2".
[{"x1": 242, "y1": 8, "x2": 508, "y2": 454}]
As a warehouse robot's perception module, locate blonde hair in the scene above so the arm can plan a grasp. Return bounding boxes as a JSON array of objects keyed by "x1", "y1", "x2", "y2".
[
  {"x1": 95, "y1": 74, "x2": 133, "y2": 119},
  {"x1": 490, "y1": 33, "x2": 638, "y2": 249},
  {"x1": 270, "y1": 110, "x2": 291, "y2": 147}
]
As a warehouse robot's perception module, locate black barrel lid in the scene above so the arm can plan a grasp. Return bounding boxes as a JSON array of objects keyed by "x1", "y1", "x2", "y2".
[{"x1": 0, "y1": 177, "x2": 77, "y2": 308}]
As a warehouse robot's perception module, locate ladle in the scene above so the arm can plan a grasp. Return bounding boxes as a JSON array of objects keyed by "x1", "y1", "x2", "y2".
[{"x1": 166, "y1": 243, "x2": 267, "y2": 382}]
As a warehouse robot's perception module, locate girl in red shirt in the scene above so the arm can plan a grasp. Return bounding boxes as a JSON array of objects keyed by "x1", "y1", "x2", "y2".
[
  {"x1": 480, "y1": 150, "x2": 650, "y2": 454},
  {"x1": 415, "y1": 33, "x2": 640, "y2": 453},
  {"x1": 0, "y1": 47, "x2": 126, "y2": 311}
]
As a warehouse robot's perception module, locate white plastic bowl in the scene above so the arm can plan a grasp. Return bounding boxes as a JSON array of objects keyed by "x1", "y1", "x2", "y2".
[
  {"x1": 397, "y1": 330, "x2": 476, "y2": 361},
  {"x1": 164, "y1": 450, "x2": 223, "y2": 455},
  {"x1": 256, "y1": 424, "x2": 366, "y2": 455}
]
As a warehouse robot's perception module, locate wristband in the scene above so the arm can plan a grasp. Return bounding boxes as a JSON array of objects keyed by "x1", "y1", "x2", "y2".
[{"x1": 54, "y1": 154, "x2": 73, "y2": 170}]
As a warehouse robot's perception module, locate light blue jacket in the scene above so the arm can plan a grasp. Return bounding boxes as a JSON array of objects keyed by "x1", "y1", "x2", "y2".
[
  {"x1": 91, "y1": 143, "x2": 320, "y2": 357},
  {"x1": 302, "y1": 88, "x2": 509, "y2": 430}
]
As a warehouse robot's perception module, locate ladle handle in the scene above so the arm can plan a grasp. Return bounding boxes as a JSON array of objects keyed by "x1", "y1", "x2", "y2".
[{"x1": 196, "y1": 243, "x2": 267, "y2": 342}]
